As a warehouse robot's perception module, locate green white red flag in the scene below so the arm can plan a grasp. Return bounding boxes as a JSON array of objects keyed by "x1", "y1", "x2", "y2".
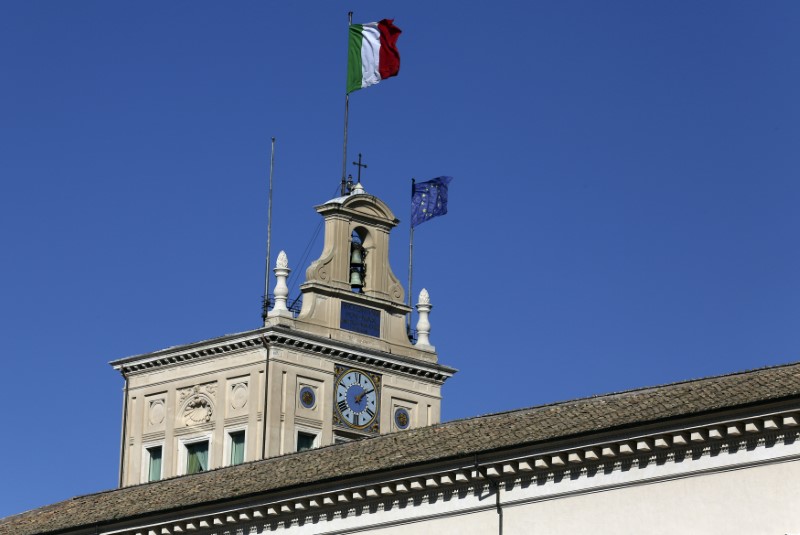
[{"x1": 347, "y1": 19, "x2": 402, "y2": 93}]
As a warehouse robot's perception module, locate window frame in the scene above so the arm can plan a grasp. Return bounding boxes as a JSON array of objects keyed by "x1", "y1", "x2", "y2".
[
  {"x1": 141, "y1": 441, "x2": 164, "y2": 483},
  {"x1": 178, "y1": 433, "x2": 212, "y2": 476},
  {"x1": 295, "y1": 425, "x2": 320, "y2": 452},
  {"x1": 224, "y1": 425, "x2": 247, "y2": 467}
]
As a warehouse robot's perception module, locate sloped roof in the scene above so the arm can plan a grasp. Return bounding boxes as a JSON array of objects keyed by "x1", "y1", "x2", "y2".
[{"x1": 3, "y1": 360, "x2": 800, "y2": 535}]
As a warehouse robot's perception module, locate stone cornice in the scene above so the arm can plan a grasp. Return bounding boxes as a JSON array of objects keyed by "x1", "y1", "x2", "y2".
[
  {"x1": 103, "y1": 407, "x2": 800, "y2": 535},
  {"x1": 110, "y1": 326, "x2": 456, "y2": 383}
]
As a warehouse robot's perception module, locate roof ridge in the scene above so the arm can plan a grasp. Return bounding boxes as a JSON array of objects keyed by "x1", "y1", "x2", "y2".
[{"x1": 435, "y1": 358, "x2": 800, "y2": 426}]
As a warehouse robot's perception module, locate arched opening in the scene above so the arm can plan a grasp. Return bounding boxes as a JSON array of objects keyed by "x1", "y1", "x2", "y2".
[{"x1": 349, "y1": 228, "x2": 368, "y2": 293}]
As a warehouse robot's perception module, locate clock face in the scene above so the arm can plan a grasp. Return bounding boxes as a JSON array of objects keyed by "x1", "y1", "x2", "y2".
[
  {"x1": 335, "y1": 369, "x2": 379, "y2": 430},
  {"x1": 299, "y1": 386, "x2": 316, "y2": 409},
  {"x1": 394, "y1": 407, "x2": 410, "y2": 430}
]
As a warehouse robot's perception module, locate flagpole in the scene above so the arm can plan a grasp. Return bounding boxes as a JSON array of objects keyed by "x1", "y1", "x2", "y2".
[
  {"x1": 341, "y1": 11, "x2": 353, "y2": 196},
  {"x1": 407, "y1": 178, "x2": 415, "y2": 335},
  {"x1": 262, "y1": 137, "x2": 276, "y2": 324}
]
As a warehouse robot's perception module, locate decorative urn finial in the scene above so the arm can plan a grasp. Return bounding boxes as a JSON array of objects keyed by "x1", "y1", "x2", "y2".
[
  {"x1": 415, "y1": 288, "x2": 434, "y2": 349},
  {"x1": 268, "y1": 250, "x2": 292, "y2": 319},
  {"x1": 276, "y1": 250, "x2": 289, "y2": 269}
]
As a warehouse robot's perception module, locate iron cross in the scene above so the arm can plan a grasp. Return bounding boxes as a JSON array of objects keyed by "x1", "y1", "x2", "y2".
[{"x1": 352, "y1": 153, "x2": 368, "y2": 183}]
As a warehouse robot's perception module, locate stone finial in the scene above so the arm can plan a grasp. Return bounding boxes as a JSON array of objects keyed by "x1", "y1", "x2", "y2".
[
  {"x1": 418, "y1": 288, "x2": 430, "y2": 305},
  {"x1": 415, "y1": 288, "x2": 434, "y2": 349},
  {"x1": 268, "y1": 250, "x2": 292, "y2": 320},
  {"x1": 276, "y1": 250, "x2": 288, "y2": 269},
  {"x1": 351, "y1": 182, "x2": 366, "y2": 195}
]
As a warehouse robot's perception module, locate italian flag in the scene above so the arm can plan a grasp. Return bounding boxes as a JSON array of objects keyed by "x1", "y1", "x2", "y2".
[{"x1": 347, "y1": 19, "x2": 402, "y2": 93}]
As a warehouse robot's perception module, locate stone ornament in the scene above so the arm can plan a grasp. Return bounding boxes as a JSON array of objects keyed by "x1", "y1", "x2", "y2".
[
  {"x1": 179, "y1": 383, "x2": 217, "y2": 403},
  {"x1": 418, "y1": 288, "x2": 430, "y2": 305},
  {"x1": 178, "y1": 384, "x2": 216, "y2": 426},
  {"x1": 269, "y1": 250, "x2": 292, "y2": 318},
  {"x1": 230, "y1": 382, "x2": 248, "y2": 410},
  {"x1": 276, "y1": 250, "x2": 289, "y2": 269},
  {"x1": 183, "y1": 397, "x2": 213, "y2": 426},
  {"x1": 389, "y1": 281, "x2": 404, "y2": 302},
  {"x1": 148, "y1": 399, "x2": 165, "y2": 426},
  {"x1": 415, "y1": 288, "x2": 433, "y2": 348}
]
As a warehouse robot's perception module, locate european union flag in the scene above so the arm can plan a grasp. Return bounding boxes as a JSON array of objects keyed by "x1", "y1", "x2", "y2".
[{"x1": 411, "y1": 176, "x2": 453, "y2": 228}]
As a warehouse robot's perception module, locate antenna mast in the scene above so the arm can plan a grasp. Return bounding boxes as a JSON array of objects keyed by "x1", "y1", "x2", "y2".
[
  {"x1": 407, "y1": 178, "x2": 415, "y2": 335},
  {"x1": 262, "y1": 137, "x2": 276, "y2": 324},
  {"x1": 341, "y1": 11, "x2": 353, "y2": 196}
]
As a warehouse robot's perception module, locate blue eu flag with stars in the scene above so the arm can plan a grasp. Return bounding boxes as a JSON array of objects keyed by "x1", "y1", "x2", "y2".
[{"x1": 411, "y1": 177, "x2": 453, "y2": 228}]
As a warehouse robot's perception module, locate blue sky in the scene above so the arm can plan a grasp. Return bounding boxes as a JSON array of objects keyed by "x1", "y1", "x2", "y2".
[{"x1": 1, "y1": 1, "x2": 799, "y2": 518}]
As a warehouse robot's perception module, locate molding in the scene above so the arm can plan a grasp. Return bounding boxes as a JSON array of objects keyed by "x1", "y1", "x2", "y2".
[
  {"x1": 102, "y1": 407, "x2": 800, "y2": 535},
  {"x1": 111, "y1": 327, "x2": 456, "y2": 384}
]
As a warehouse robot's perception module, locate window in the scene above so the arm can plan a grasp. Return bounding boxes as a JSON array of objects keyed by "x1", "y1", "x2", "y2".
[
  {"x1": 297, "y1": 431, "x2": 317, "y2": 452},
  {"x1": 229, "y1": 430, "x2": 245, "y2": 466},
  {"x1": 186, "y1": 441, "x2": 209, "y2": 474},
  {"x1": 333, "y1": 430, "x2": 361, "y2": 445},
  {"x1": 146, "y1": 446, "x2": 162, "y2": 482}
]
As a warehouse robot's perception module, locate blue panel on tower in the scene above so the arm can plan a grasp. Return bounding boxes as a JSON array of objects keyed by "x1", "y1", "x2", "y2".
[{"x1": 340, "y1": 302, "x2": 381, "y2": 337}]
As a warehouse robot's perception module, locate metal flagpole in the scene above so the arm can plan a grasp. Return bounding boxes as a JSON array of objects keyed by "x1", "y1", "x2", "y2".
[
  {"x1": 407, "y1": 178, "x2": 415, "y2": 335},
  {"x1": 341, "y1": 11, "x2": 353, "y2": 196},
  {"x1": 262, "y1": 137, "x2": 276, "y2": 324}
]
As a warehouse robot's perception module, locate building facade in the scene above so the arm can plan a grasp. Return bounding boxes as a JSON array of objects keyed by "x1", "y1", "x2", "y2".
[
  {"x1": 111, "y1": 185, "x2": 455, "y2": 486},
  {"x1": 2, "y1": 361, "x2": 800, "y2": 534}
]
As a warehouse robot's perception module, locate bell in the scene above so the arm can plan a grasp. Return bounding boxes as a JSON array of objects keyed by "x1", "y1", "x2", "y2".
[
  {"x1": 349, "y1": 270, "x2": 364, "y2": 288},
  {"x1": 350, "y1": 246, "x2": 363, "y2": 266}
]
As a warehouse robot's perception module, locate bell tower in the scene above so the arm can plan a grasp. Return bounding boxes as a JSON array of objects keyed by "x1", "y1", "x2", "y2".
[
  {"x1": 112, "y1": 181, "x2": 454, "y2": 487},
  {"x1": 269, "y1": 183, "x2": 429, "y2": 362}
]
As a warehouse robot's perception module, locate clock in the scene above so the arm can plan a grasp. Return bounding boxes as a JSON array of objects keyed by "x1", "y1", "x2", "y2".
[
  {"x1": 394, "y1": 407, "x2": 410, "y2": 430},
  {"x1": 334, "y1": 367, "x2": 380, "y2": 432},
  {"x1": 299, "y1": 386, "x2": 316, "y2": 409}
]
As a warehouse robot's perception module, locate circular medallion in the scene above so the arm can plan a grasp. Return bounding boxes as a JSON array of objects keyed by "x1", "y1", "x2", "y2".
[
  {"x1": 299, "y1": 386, "x2": 316, "y2": 409},
  {"x1": 394, "y1": 407, "x2": 410, "y2": 430},
  {"x1": 148, "y1": 400, "x2": 165, "y2": 426},
  {"x1": 231, "y1": 383, "x2": 248, "y2": 410}
]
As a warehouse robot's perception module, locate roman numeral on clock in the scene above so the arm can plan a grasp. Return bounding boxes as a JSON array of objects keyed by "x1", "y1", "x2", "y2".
[{"x1": 338, "y1": 400, "x2": 348, "y2": 413}]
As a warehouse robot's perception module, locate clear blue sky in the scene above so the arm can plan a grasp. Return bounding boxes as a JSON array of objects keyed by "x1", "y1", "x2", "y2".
[{"x1": 1, "y1": 0, "x2": 799, "y2": 518}]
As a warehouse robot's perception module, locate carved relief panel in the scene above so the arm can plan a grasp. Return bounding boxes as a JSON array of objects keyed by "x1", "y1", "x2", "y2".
[
  {"x1": 177, "y1": 383, "x2": 217, "y2": 427},
  {"x1": 144, "y1": 393, "x2": 167, "y2": 432},
  {"x1": 227, "y1": 378, "x2": 249, "y2": 418}
]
